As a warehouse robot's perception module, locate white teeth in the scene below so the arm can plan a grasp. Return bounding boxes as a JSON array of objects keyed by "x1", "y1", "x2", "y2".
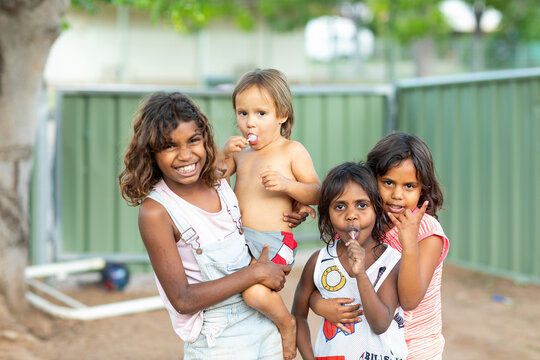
[
  {"x1": 247, "y1": 134, "x2": 257, "y2": 143},
  {"x1": 176, "y1": 164, "x2": 195, "y2": 174}
]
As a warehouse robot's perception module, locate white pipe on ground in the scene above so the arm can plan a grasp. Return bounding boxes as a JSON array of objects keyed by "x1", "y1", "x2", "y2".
[
  {"x1": 24, "y1": 257, "x2": 165, "y2": 320},
  {"x1": 25, "y1": 258, "x2": 106, "y2": 279},
  {"x1": 26, "y1": 278, "x2": 87, "y2": 309},
  {"x1": 26, "y1": 292, "x2": 164, "y2": 320}
]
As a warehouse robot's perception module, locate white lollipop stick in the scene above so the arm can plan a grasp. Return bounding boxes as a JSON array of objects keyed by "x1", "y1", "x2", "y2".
[{"x1": 247, "y1": 134, "x2": 257, "y2": 143}]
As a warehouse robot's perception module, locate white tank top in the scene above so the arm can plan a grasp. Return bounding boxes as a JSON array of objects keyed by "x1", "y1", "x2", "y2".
[{"x1": 313, "y1": 241, "x2": 408, "y2": 360}]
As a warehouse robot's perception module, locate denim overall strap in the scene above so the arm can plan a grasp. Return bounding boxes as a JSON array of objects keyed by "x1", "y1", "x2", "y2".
[
  {"x1": 148, "y1": 186, "x2": 250, "y2": 310},
  {"x1": 216, "y1": 182, "x2": 243, "y2": 234}
]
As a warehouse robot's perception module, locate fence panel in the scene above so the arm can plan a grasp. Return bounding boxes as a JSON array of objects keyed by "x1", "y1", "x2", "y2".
[
  {"x1": 396, "y1": 69, "x2": 540, "y2": 283},
  {"x1": 34, "y1": 70, "x2": 540, "y2": 283},
  {"x1": 52, "y1": 86, "x2": 388, "y2": 262}
]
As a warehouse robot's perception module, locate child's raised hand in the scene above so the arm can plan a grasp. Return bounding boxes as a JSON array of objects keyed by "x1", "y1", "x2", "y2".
[
  {"x1": 222, "y1": 136, "x2": 247, "y2": 158},
  {"x1": 386, "y1": 200, "x2": 428, "y2": 251},
  {"x1": 259, "y1": 169, "x2": 290, "y2": 193},
  {"x1": 345, "y1": 239, "x2": 365, "y2": 276}
]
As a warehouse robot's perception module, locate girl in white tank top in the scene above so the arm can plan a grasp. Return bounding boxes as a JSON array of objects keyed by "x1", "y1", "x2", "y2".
[{"x1": 292, "y1": 162, "x2": 407, "y2": 360}]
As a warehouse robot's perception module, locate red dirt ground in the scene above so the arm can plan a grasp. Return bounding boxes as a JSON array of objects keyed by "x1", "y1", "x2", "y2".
[{"x1": 1, "y1": 255, "x2": 539, "y2": 360}]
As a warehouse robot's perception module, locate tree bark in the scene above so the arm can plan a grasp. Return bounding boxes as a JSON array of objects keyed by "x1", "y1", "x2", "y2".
[
  {"x1": 0, "y1": 0, "x2": 69, "y2": 313},
  {"x1": 412, "y1": 36, "x2": 435, "y2": 77}
]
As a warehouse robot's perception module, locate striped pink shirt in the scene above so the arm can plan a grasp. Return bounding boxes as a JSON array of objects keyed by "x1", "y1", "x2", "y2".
[{"x1": 383, "y1": 212, "x2": 449, "y2": 360}]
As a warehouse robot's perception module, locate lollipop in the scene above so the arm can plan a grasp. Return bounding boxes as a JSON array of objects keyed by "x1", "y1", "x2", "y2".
[{"x1": 247, "y1": 134, "x2": 258, "y2": 144}]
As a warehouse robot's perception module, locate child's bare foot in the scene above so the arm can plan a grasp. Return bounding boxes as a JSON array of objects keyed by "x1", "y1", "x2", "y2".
[{"x1": 280, "y1": 315, "x2": 296, "y2": 360}]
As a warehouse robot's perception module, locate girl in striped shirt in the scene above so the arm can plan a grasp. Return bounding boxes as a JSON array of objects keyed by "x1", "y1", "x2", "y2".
[{"x1": 310, "y1": 132, "x2": 449, "y2": 359}]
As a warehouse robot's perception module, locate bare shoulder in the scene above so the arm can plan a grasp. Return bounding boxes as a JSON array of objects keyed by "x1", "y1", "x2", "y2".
[
  {"x1": 138, "y1": 197, "x2": 180, "y2": 245},
  {"x1": 304, "y1": 250, "x2": 321, "y2": 271},
  {"x1": 138, "y1": 197, "x2": 169, "y2": 226},
  {"x1": 139, "y1": 197, "x2": 164, "y2": 215},
  {"x1": 285, "y1": 139, "x2": 309, "y2": 153},
  {"x1": 279, "y1": 140, "x2": 311, "y2": 163}
]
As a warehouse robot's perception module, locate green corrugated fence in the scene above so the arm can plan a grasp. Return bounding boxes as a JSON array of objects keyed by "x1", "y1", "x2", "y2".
[
  {"x1": 51, "y1": 85, "x2": 389, "y2": 264},
  {"x1": 396, "y1": 68, "x2": 540, "y2": 283},
  {"x1": 32, "y1": 68, "x2": 540, "y2": 283}
]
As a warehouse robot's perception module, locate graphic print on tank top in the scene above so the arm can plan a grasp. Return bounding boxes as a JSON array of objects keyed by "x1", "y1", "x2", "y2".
[
  {"x1": 313, "y1": 242, "x2": 407, "y2": 360},
  {"x1": 319, "y1": 259, "x2": 390, "y2": 342}
]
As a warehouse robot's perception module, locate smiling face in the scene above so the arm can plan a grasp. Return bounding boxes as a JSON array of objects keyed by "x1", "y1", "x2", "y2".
[
  {"x1": 234, "y1": 85, "x2": 287, "y2": 150},
  {"x1": 377, "y1": 158, "x2": 422, "y2": 221},
  {"x1": 329, "y1": 180, "x2": 376, "y2": 246},
  {"x1": 155, "y1": 120, "x2": 207, "y2": 193}
]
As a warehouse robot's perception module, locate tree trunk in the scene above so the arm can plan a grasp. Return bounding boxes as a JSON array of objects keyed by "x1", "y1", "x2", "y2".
[
  {"x1": 412, "y1": 36, "x2": 435, "y2": 77},
  {"x1": 0, "y1": 0, "x2": 69, "y2": 313}
]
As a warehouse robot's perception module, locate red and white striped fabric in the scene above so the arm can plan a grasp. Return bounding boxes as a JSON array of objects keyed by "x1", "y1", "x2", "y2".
[
  {"x1": 383, "y1": 212, "x2": 449, "y2": 360},
  {"x1": 272, "y1": 231, "x2": 297, "y2": 265}
]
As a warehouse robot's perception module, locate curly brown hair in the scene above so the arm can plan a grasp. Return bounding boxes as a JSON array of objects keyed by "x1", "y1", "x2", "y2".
[
  {"x1": 119, "y1": 92, "x2": 219, "y2": 206},
  {"x1": 232, "y1": 68, "x2": 294, "y2": 139}
]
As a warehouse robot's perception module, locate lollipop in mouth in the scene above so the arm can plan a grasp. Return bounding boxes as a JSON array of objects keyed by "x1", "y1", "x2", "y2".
[
  {"x1": 348, "y1": 230, "x2": 359, "y2": 240},
  {"x1": 247, "y1": 134, "x2": 258, "y2": 144}
]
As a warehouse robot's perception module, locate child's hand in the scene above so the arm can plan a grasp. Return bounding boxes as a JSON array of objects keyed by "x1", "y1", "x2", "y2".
[
  {"x1": 254, "y1": 245, "x2": 289, "y2": 291},
  {"x1": 260, "y1": 169, "x2": 290, "y2": 193},
  {"x1": 309, "y1": 296, "x2": 363, "y2": 334},
  {"x1": 387, "y1": 201, "x2": 428, "y2": 251},
  {"x1": 222, "y1": 136, "x2": 247, "y2": 159},
  {"x1": 345, "y1": 239, "x2": 365, "y2": 275},
  {"x1": 283, "y1": 201, "x2": 316, "y2": 228}
]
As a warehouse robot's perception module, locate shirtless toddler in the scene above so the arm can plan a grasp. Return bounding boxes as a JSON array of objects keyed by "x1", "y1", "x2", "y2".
[{"x1": 221, "y1": 69, "x2": 320, "y2": 359}]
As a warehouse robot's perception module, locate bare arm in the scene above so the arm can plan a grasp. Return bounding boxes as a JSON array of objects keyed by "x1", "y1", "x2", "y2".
[
  {"x1": 345, "y1": 240, "x2": 400, "y2": 334},
  {"x1": 218, "y1": 136, "x2": 246, "y2": 178},
  {"x1": 309, "y1": 291, "x2": 363, "y2": 334},
  {"x1": 282, "y1": 181, "x2": 320, "y2": 206},
  {"x1": 387, "y1": 201, "x2": 443, "y2": 310},
  {"x1": 139, "y1": 198, "x2": 288, "y2": 314},
  {"x1": 291, "y1": 251, "x2": 319, "y2": 360},
  {"x1": 260, "y1": 142, "x2": 320, "y2": 205},
  {"x1": 397, "y1": 235, "x2": 442, "y2": 310},
  {"x1": 288, "y1": 141, "x2": 320, "y2": 205}
]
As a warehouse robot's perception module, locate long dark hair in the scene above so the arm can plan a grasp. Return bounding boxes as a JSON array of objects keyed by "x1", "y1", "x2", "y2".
[
  {"x1": 318, "y1": 162, "x2": 385, "y2": 246},
  {"x1": 366, "y1": 132, "x2": 444, "y2": 218},
  {"x1": 119, "y1": 92, "x2": 219, "y2": 206}
]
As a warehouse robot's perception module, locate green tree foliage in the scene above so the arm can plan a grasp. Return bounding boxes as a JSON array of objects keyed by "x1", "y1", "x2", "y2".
[
  {"x1": 72, "y1": 0, "x2": 540, "y2": 44},
  {"x1": 366, "y1": 0, "x2": 540, "y2": 43},
  {"x1": 365, "y1": 0, "x2": 450, "y2": 43},
  {"x1": 463, "y1": 0, "x2": 540, "y2": 40},
  {"x1": 72, "y1": 0, "x2": 344, "y2": 32}
]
